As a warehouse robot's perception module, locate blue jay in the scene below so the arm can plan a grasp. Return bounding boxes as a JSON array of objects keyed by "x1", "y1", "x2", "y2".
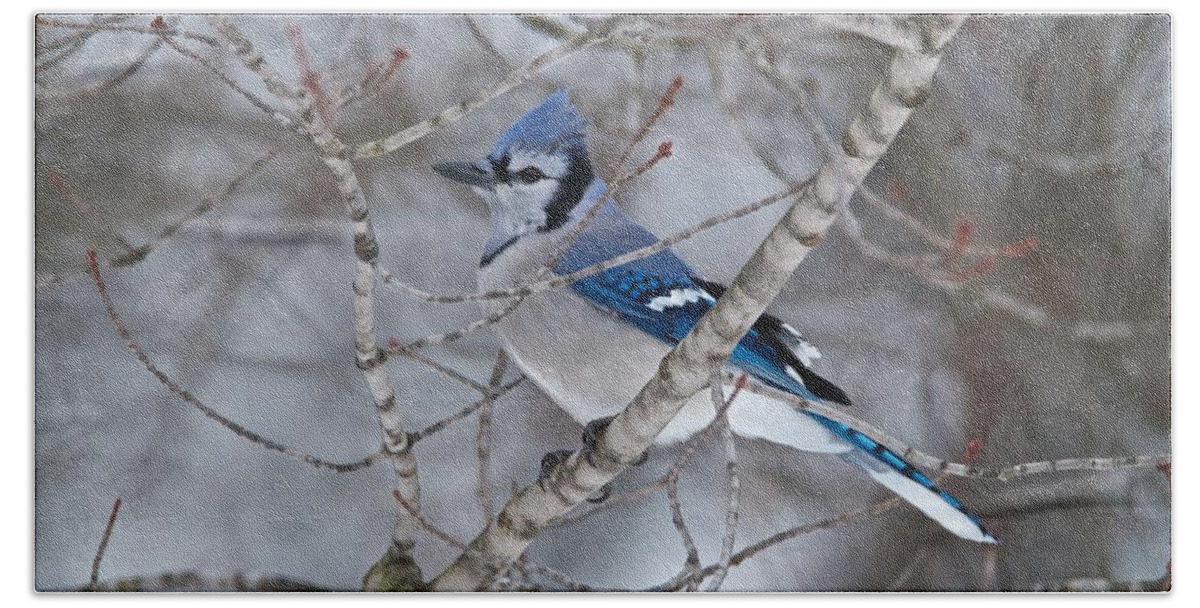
[{"x1": 433, "y1": 91, "x2": 995, "y2": 544}]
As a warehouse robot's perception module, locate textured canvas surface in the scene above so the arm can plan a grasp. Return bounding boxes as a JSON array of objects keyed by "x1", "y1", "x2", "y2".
[{"x1": 34, "y1": 13, "x2": 1170, "y2": 592}]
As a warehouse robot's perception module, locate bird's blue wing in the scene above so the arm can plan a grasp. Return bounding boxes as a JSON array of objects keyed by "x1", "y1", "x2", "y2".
[{"x1": 563, "y1": 244, "x2": 848, "y2": 405}]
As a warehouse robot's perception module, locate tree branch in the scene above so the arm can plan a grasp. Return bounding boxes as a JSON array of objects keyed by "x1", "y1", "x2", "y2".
[
  {"x1": 89, "y1": 498, "x2": 122, "y2": 591},
  {"x1": 207, "y1": 16, "x2": 423, "y2": 589}
]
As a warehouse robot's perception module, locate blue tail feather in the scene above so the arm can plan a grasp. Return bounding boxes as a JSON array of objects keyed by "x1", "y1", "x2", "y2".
[{"x1": 807, "y1": 412, "x2": 996, "y2": 543}]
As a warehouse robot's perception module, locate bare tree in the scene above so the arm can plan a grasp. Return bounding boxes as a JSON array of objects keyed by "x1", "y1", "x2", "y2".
[{"x1": 35, "y1": 13, "x2": 1169, "y2": 591}]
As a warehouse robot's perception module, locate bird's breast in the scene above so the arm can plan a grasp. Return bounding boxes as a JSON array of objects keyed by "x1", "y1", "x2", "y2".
[{"x1": 476, "y1": 235, "x2": 716, "y2": 443}]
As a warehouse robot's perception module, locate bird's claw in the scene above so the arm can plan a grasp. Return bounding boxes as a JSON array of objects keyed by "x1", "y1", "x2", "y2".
[
  {"x1": 585, "y1": 483, "x2": 611, "y2": 504},
  {"x1": 582, "y1": 415, "x2": 615, "y2": 450},
  {"x1": 538, "y1": 449, "x2": 613, "y2": 503},
  {"x1": 538, "y1": 449, "x2": 574, "y2": 491}
]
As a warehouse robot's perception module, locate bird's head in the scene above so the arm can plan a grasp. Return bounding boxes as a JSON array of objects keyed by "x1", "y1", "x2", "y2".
[{"x1": 434, "y1": 90, "x2": 597, "y2": 265}]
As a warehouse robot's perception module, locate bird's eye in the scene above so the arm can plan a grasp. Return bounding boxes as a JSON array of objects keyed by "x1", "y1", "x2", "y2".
[{"x1": 514, "y1": 167, "x2": 547, "y2": 184}]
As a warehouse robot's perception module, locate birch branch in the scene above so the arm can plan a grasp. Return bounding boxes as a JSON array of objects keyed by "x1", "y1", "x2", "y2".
[
  {"x1": 391, "y1": 490, "x2": 600, "y2": 592},
  {"x1": 429, "y1": 15, "x2": 968, "y2": 591},
  {"x1": 207, "y1": 16, "x2": 422, "y2": 590},
  {"x1": 156, "y1": 31, "x2": 299, "y2": 131},
  {"x1": 555, "y1": 378, "x2": 744, "y2": 530}
]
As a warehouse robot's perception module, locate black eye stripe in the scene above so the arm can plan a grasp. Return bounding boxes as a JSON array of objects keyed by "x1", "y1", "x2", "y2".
[{"x1": 513, "y1": 166, "x2": 548, "y2": 184}]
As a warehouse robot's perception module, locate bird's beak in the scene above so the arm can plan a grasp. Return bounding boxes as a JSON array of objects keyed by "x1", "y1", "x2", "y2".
[{"x1": 433, "y1": 161, "x2": 493, "y2": 190}]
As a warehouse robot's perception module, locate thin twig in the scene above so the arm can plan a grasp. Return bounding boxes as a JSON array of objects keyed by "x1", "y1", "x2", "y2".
[
  {"x1": 39, "y1": 152, "x2": 276, "y2": 291},
  {"x1": 886, "y1": 545, "x2": 932, "y2": 591},
  {"x1": 704, "y1": 375, "x2": 740, "y2": 592},
  {"x1": 392, "y1": 490, "x2": 466, "y2": 550},
  {"x1": 520, "y1": 564, "x2": 601, "y2": 592},
  {"x1": 477, "y1": 351, "x2": 509, "y2": 521},
  {"x1": 89, "y1": 498, "x2": 122, "y2": 591},
  {"x1": 36, "y1": 15, "x2": 220, "y2": 47},
  {"x1": 86, "y1": 249, "x2": 384, "y2": 473},
  {"x1": 157, "y1": 32, "x2": 298, "y2": 130},
  {"x1": 408, "y1": 377, "x2": 525, "y2": 443},
  {"x1": 337, "y1": 47, "x2": 409, "y2": 112},
  {"x1": 615, "y1": 75, "x2": 682, "y2": 170},
  {"x1": 389, "y1": 341, "x2": 489, "y2": 394},
  {"x1": 36, "y1": 14, "x2": 129, "y2": 58},
  {"x1": 46, "y1": 169, "x2": 138, "y2": 256},
  {"x1": 109, "y1": 151, "x2": 277, "y2": 268},
  {"x1": 355, "y1": 20, "x2": 630, "y2": 159},
  {"x1": 397, "y1": 299, "x2": 523, "y2": 351},
  {"x1": 671, "y1": 496, "x2": 904, "y2": 590},
  {"x1": 38, "y1": 36, "x2": 165, "y2": 99},
  {"x1": 465, "y1": 16, "x2": 510, "y2": 66},
  {"x1": 666, "y1": 474, "x2": 701, "y2": 591},
  {"x1": 663, "y1": 439, "x2": 986, "y2": 590}
]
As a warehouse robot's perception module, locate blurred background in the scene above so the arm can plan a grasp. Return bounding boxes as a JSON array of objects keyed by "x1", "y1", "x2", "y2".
[{"x1": 34, "y1": 14, "x2": 1169, "y2": 591}]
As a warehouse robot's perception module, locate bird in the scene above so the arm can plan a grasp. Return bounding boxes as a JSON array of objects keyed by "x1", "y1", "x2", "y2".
[{"x1": 433, "y1": 90, "x2": 996, "y2": 544}]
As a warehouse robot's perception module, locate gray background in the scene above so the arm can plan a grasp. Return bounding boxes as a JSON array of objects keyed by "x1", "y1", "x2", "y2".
[{"x1": 35, "y1": 14, "x2": 1169, "y2": 591}]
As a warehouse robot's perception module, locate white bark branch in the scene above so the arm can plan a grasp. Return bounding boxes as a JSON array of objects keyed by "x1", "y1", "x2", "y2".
[{"x1": 208, "y1": 16, "x2": 423, "y2": 590}]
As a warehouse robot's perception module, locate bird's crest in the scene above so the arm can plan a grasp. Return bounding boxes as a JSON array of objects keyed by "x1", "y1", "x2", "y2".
[{"x1": 490, "y1": 90, "x2": 589, "y2": 160}]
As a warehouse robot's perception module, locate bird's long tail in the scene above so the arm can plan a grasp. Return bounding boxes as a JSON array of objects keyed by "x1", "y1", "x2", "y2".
[
  {"x1": 725, "y1": 387, "x2": 995, "y2": 544},
  {"x1": 806, "y1": 411, "x2": 997, "y2": 544}
]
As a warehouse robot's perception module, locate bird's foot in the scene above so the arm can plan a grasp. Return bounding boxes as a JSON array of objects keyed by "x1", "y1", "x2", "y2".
[{"x1": 538, "y1": 449, "x2": 573, "y2": 491}]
